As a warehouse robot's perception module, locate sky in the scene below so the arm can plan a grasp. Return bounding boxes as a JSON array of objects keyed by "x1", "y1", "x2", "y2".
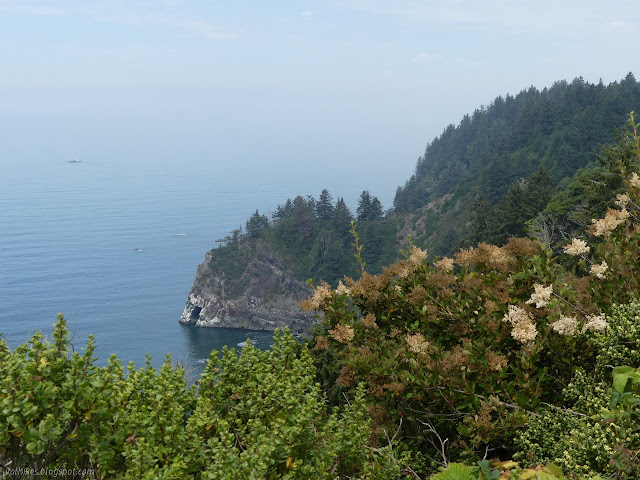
[{"x1": 1, "y1": 0, "x2": 638, "y2": 207}]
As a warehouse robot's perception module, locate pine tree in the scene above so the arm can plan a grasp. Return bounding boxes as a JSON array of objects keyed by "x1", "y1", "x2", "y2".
[
  {"x1": 357, "y1": 191, "x2": 384, "y2": 221},
  {"x1": 356, "y1": 191, "x2": 372, "y2": 221},
  {"x1": 273, "y1": 199, "x2": 293, "y2": 221},
  {"x1": 316, "y1": 189, "x2": 335, "y2": 221},
  {"x1": 245, "y1": 210, "x2": 269, "y2": 238}
]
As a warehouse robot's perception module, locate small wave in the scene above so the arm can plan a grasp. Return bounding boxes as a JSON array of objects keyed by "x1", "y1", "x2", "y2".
[
  {"x1": 195, "y1": 358, "x2": 207, "y2": 364},
  {"x1": 173, "y1": 233, "x2": 187, "y2": 236}
]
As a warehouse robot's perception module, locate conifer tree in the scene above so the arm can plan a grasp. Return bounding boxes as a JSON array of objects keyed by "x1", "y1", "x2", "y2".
[
  {"x1": 357, "y1": 191, "x2": 384, "y2": 221},
  {"x1": 245, "y1": 210, "x2": 269, "y2": 238},
  {"x1": 316, "y1": 189, "x2": 335, "y2": 221}
]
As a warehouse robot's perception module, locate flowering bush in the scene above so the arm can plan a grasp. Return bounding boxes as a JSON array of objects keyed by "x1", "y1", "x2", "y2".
[{"x1": 303, "y1": 114, "x2": 640, "y2": 477}]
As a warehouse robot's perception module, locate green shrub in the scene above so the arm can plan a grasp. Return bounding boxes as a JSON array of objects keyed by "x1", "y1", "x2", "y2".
[{"x1": 0, "y1": 317, "x2": 404, "y2": 479}]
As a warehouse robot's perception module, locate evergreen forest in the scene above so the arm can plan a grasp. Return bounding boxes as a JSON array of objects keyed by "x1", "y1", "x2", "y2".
[{"x1": 209, "y1": 74, "x2": 640, "y2": 293}]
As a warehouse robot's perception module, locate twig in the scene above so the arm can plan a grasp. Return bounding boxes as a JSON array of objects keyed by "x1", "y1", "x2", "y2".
[
  {"x1": 551, "y1": 292, "x2": 589, "y2": 316},
  {"x1": 383, "y1": 416, "x2": 402, "y2": 447},
  {"x1": 437, "y1": 386, "x2": 540, "y2": 417},
  {"x1": 541, "y1": 402, "x2": 591, "y2": 418},
  {"x1": 418, "y1": 418, "x2": 449, "y2": 467}
]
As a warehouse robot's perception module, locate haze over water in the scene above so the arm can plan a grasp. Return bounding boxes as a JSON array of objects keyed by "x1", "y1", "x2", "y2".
[{"x1": 0, "y1": 156, "x2": 383, "y2": 375}]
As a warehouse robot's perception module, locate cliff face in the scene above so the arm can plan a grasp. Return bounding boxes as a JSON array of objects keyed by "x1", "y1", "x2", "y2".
[{"x1": 180, "y1": 244, "x2": 318, "y2": 332}]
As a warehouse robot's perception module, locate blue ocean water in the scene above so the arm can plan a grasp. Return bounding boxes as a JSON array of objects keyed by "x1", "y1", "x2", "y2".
[{"x1": 0, "y1": 158, "x2": 369, "y2": 378}]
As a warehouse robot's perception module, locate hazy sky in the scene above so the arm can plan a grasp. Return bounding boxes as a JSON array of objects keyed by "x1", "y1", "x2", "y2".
[{"x1": 1, "y1": 1, "x2": 638, "y2": 205}]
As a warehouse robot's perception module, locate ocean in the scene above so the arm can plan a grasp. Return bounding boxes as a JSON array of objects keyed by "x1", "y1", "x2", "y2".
[{"x1": 0, "y1": 157, "x2": 379, "y2": 379}]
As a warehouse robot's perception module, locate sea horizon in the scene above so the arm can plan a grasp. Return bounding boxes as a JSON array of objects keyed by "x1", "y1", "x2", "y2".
[{"x1": 0, "y1": 156, "x2": 386, "y2": 376}]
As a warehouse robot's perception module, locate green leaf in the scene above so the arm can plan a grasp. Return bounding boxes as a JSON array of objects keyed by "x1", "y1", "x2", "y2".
[
  {"x1": 431, "y1": 463, "x2": 475, "y2": 480},
  {"x1": 613, "y1": 373, "x2": 630, "y2": 394}
]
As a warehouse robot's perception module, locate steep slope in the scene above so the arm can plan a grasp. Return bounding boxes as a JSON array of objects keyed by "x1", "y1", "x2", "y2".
[
  {"x1": 180, "y1": 241, "x2": 317, "y2": 332},
  {"x1": 393, "y1": 74, "x2": 640, "y2": 254},
  {"x1": 181, "y1": 74, "x2": 640, "y2": 330}
]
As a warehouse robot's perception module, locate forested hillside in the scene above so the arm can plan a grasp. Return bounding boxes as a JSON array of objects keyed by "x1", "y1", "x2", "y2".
[
  {"x1": 212, "y1": 190, "x2": 397, "y2": 292},
  {"x1": 393, "y1": 73, "x2": 640, "y2": 254},
  {"x1": 205, "y1": 73, "x2": 640, "y2": 292},
  {"x1": 395, "y1": 73, "x2": 640, "y2": 210}
]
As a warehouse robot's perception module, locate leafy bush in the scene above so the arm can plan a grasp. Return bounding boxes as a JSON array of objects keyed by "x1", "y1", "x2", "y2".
[
  {"x1": 0, "y1": 316, "x2": 404, "y2": 479},
  {"x1": 302, "y1": 114, "x2": 640, "y2": 478}
]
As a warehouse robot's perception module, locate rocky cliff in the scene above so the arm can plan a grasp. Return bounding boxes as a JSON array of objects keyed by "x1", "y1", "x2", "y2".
[{"x1": 180, "y1": 242, "x2": 318, "y2": 332}]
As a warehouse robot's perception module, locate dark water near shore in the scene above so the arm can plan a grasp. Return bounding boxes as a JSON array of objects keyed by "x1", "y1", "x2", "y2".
[{"x1": 0, "y1": 158, "x2": 370, "y2": 378}]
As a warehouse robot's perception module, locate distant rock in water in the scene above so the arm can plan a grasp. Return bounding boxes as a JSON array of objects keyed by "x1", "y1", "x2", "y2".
[{"x1": 180, "y1": 242, "x2": 318, "y2": 332}]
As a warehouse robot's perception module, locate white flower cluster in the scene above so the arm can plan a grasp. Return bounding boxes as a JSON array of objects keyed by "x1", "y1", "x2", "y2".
[
  {"x1": 630, "y1": 172, "x2": 640, "y2": 189},
  {"x1": 329, "y1": 324, "x2": 354, "y2": 343},
  {"x1": 615, "y1": 193, "x2": 630, "y2": 208},
  {"x1": 335, "y1": 281, "x2": 349, "y2": 295},
  {"x1": 563, "y1": 238, "x2": 590, "y2": 256},
  {"x1": 406, "y1": 333, "x2": 430, "y2": 355},
  {"x1": 591, "y1": 208, "x2": 629, "y2": 236},
  {"x1": 582, "y1": 314, "x2": 608, "y2": 333},
  {"x1": 503, "y1": 305, "x2": 538, "y2": 344},
  {"x1": 434, "y1": 257, "x2": 455, "y2": 272},
  {"x1": 525, "y1": 283, "x2": 553, "y2": 308},
  {"x1": 590, "y1": 261, "x2": 608, "y2": 279},
  {"x1": 551, "y1": 315, "x2": 579, "y2": 337},
  {"x1": 552, "y1": 313, "x2": 609, "y2": 337}
]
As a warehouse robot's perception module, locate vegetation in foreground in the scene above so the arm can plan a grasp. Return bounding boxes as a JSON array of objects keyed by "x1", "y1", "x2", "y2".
[
  {"x1": 0, "y1": 320, "x2": 402, "y2": 479},
  {"x1": 4, "y1": 117, "x2": 640, "y2": 478},
  {"x1": 300, "y1": 114, "x2": 640, "y2": 478}
]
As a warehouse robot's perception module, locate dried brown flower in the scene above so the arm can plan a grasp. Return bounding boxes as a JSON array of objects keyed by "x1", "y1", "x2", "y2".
[
  {"x1": 426, "y1": 272, "x2": 456, "y2": 290},
  {"x1": 502, "y1": 237, "x2": 541, "y2": 258},
  {"x1": 408, "y1": 245, "x2": 427, "y2": 265},
  {"x1": 313, "y1": 335, "x2": 330, "y2": 351},
  {"x1": 439, "y1": 346, "x2": 468, "y2": 372},
  {"x1": 329, "y1": 324, "x2": 355, "y2": 343},
  {"x1": 345, "y1": 273, "x2": 385, "y2": 301},
  {"x1": 408, "y1": 285, "x2": 427, "y2": 304},
  {"x1": 361, "y1": 313, "x2": 378, "y2": 329},
  {"x1": 486, "y1": 350, "x2": 508, "y2": 372},
  {"x1": 406, "y1": 333, "x2": 430, "y2": 355},
  {"x1": 336, "y1": 366, "x2": 356, "y2": 387},
  {"x1": 455, "y1": 243, "x2": 515, "y2": 272},
  {"x1": 300, "y1": 281, "x2": 333, "y2": 311}
]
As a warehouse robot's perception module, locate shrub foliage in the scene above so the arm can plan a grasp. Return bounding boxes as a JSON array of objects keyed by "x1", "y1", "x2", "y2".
[
  {"x1": 301, "y1": 113, "x2": 640, "y2": 478},
  {"x1": 0, "y1": 319, "x2": 402, "y2": 479}
]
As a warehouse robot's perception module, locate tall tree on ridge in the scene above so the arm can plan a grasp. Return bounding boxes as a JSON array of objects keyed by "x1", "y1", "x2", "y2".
[{"x1": 316, "y1": 189, "x2": 335, "y2": 221}]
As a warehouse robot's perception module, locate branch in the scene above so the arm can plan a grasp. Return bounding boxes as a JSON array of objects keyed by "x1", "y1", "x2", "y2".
[
  {"x1": 418, "y1": 418, "x2": 449, "y2": 467},
  {"x1": 437, "y1": 386, "x2": 541, "y2": 418}
]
